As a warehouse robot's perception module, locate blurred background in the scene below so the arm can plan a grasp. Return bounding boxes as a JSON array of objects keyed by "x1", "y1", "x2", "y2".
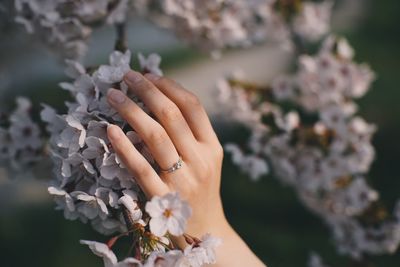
[{"x1": 0, "y1": 0, "x2": 400, "y2": 266}]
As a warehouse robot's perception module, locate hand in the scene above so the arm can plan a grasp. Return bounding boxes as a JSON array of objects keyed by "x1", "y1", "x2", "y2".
[
  {"x1": 106, "y1": 71, "x2": 226, "y2": 238},
  {"x1": 106, "y1": 71, "x2": 265, "y2": 267}
]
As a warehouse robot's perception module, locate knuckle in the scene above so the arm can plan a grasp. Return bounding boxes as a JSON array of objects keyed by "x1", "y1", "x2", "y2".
[
  {"x1": 160, "y1": 104, "x2": 181, "y2": 122},
  {"x1": 160, "y1": 77, "x2": 179, "y2": 88},
  {"x1": 185, "y1": 93, "x2": 201, "y2": 108},
  {"x1": 147, "y1": 127, "x2": 168, "y2": 145},
  {"x1": 157, "y1": 76, "x2": 170, "y2": 87},
  {"x1": 214, "y1": 143, "x2": 224, "y2": 160},
  {"x1": 130, "y1": 79, "x2": 150, "y2": 94}
]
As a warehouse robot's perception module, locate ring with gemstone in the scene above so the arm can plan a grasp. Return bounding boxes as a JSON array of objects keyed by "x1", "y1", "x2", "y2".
[{"x1": 161, "y1": 157, "x2": 183, "y2": 174}]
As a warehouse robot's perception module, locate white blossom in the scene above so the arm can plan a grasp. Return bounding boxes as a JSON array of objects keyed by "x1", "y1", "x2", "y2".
[
  {"x1": 308, "y1": 252, "x2": 331, "y2": 267},
  {"x1": 138, "y1": 53, "x2": 163, "y2": 76},
  {"x1": 219, "y1": 36, "x2": 400, "y2": 259},
  {"x1": 224, "y1": 144, "x2": 269, "y2": 181},
  {"x1": 80, "y1": 240, "x2": 118, "y2": 267},
  {"x1": 183, "y1": 234, "x2": 222, "y2": 267},
  {"x1": 293, "y1": 1, "x2": 333, "y2": 41},
  {"x1": 13, "y1": 0, "x2": 145, "y2": 59},
  {"x1": 152, "y1": 0, "x2": 291, "y2": 52},
  {"x1": 118, "y1": 190, "x2": 143, "y2": 222},
  {"x1": 146, "y1": 192, "x2": 192, "y2": 237},
  {"x1": 0, "y1": 97, "x2": 43, "y2": 174},
  {"x1": 96, "y1": 50, "x2": 132, "y2": 84}
]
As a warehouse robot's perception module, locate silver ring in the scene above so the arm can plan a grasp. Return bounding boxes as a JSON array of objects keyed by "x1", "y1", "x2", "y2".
[{"x1": 161, "y1": 157, "x2": 183, "y2": 174}]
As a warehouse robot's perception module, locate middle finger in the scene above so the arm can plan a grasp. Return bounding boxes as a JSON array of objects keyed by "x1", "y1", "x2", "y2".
[
  {"x1": 123, "y1": 71, "x2": 198, "y2": 157},
  {"x1": 107, "y1": 88, "x2": 180, "y2": 172}
]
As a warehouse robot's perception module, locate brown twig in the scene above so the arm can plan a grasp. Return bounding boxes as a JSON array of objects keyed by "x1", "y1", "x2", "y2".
[{"x1": 115, "y1": 22, "x2": 128, "y2": 52}]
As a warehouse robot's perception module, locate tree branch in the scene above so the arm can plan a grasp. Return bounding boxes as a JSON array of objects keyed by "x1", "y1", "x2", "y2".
[{"x1": 115, "y1": 22, "x2": 128, "y2": 52}]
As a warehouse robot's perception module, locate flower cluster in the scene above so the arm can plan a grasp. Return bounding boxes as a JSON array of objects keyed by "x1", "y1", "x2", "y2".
[
  {"x1": 81, "y1": 232, "x2": 221, "y2": 267},
  {"x1": 150, "y1": 0, "x2": 333, "y2": 53},
  {"x1": 42, "y1": 49, "x2": 220, "y2": 265},
  {"x1": 220, "y1": 36, "x2": 400, "y2": 259},
  {"x1": 308, "y1": 252, "x2": 331, "y2": 267},
  {"x1": 13, "y1": 0, "x2": 334, "y2": 58},
  {"x1": 0, "y1": 97, "x2": 43, "y2": 176},
  {"x1": 13, "y1": 0, "x2": 149, "y2": 59},
  {"x1": 43, "y1": 49, "x2": 150, "y2": 233}
]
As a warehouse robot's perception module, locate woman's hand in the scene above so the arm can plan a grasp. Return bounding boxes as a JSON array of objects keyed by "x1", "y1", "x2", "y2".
[
  {"x1": 106, "y1": 71, "x2": 265, "y2": 267},
  {"x1": 106, "y1": 70, "x2": 226, "y2": 237}
]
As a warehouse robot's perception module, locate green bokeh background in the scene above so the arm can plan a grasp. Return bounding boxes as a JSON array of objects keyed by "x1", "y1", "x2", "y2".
[{"x1": 1, "y1": 1, "x2": 400, "y2": 266}]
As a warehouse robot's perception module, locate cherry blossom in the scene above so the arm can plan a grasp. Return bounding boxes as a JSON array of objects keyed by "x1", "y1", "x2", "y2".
[
  {"x1": 146, "y1": 192, "x2": 192, "y2": 237},
  {"x1": 220, "y1": 36, "x2": 400, "y2": 259},
  {"x1": 308, "y1": 252, "x2": 331, "y2": 267},
  {"x1": 13, "y1": 0, "x2": 148, "y2": 59},
  {"x1": 0, "y1": 97, "x2": 43, "y2": 175}
]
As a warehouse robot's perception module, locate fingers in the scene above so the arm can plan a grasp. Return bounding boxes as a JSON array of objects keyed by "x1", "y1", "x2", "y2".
[
  {"x1": 107, "y1": 125, "x2": 169, "y2": 197},
  {"x1": 107, "y1": 88, "x2": 180, "y2": 171},
  {"x1": 123, "y1": 71, "x2": 198, "y2": 156},
  {"x1": 144, "y1": 73, "x2": 219, "y2": 144}
]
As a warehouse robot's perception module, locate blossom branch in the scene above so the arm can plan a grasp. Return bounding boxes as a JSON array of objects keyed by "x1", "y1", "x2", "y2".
[{"x1": 115, "y1": 22, "x2": 128, "y2": 53}]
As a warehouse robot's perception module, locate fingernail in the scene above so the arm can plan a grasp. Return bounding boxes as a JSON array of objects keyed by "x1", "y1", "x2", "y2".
[
  {"x1": 107, "y1": 88, "x2": 126, "y2": 104},
  {"x1": 107, "y1": 125, "x2": 121, "y2": 140},
  {"x1": 145, "y1": 73, "x2": 161, "y2": 81},
  {"x1": 125, "y1": 71, "x2": 142, "y2": 84}
]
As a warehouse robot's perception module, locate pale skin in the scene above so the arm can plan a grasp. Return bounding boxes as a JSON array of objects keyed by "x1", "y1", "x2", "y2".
[{"x1": 106, "y1": 70, "x2": 266, "y2": 267}]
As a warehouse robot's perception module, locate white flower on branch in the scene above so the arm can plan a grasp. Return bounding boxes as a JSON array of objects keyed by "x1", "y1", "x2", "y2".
[
  {"x1": 219, "y1": 36, "x2": 400, "y2": 258},
  {"x1": 308, "y1": 252, "x2": 331, "y2": 267},
  {"x1": 144, "y1": 250, "x2": 184, "y2": 267},
  {"x1": 82, "y1": 238, "x2": 219, "y2": 267},
  {"x1": 62, "y1": 152, "x2": 96, "y2": 178},
  {"x1": 118, "y1": 190, "x2": 143, "y2": 222},
  {"x1": 72, "y1": 191, "x2": 109, "y2": 220},
  {"x1": 146, "y1": 192, "x2": 192, "y2": 237},
  {"x1": 96, "y1": 50, "x2": 132, "y2": 84},
  {"x1": 13, "y1": 0, "x2": 146, "y2": 59},
  {"x1": 152, "y1": 0, "x2": 291, "y2": 52},
  {"x1": 44, "y1": 50, "x2": 147, "y2": 234},
  {"x1": 0, "y1": 97, "x2": 43, "y2": 174},
  {"x1": 293, "y1": 1, "x2": 333, "y2": 41},
  {"x1": 82, "y1": 136, "x2": 110, "y2": 164},
  {"x1": 138, "y1": 53, "x2": 163, "y2": 76},
  {"x1": 224, "y1": 143, "x2": 269, "y2": 181},
  {"x1": 80, "y1": 240, "x2": 119, "y2": 267},
  {"x1": 48, "y1": 186, "x2": 78, "y2": 220},
  {"x1": 183, "y1": 234, "x2": 222, "y2": 267},
  {"x1": 57, "y1": 115, "x2": 86, "y2": 154}
]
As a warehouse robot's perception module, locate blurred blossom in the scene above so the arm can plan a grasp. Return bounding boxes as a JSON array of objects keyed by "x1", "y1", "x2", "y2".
[
  {"x1": 11, "y1": 0, "x2": 335, "y2": 59},
  {"x1": 220, "y1": 36, "x2": 400, "y2": 258},
  {"x1": 0, "y1": 97, "x2": 43, "y2": 175},
  {"x1": 148, "y1": 0, "x2": 334, "y2": 53},
  {"x1": 138, "y1": 53, "x2": 163, "y2": 76},
  {"x1": 13, "y1": 0, "x2": 149, "y2": 59},
  {"x1": 308, "y1": 252, "x2": 331, "y2": 267},
  {"x1": 293, "y1": 1, "x2": 333, "y2": 41}
]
